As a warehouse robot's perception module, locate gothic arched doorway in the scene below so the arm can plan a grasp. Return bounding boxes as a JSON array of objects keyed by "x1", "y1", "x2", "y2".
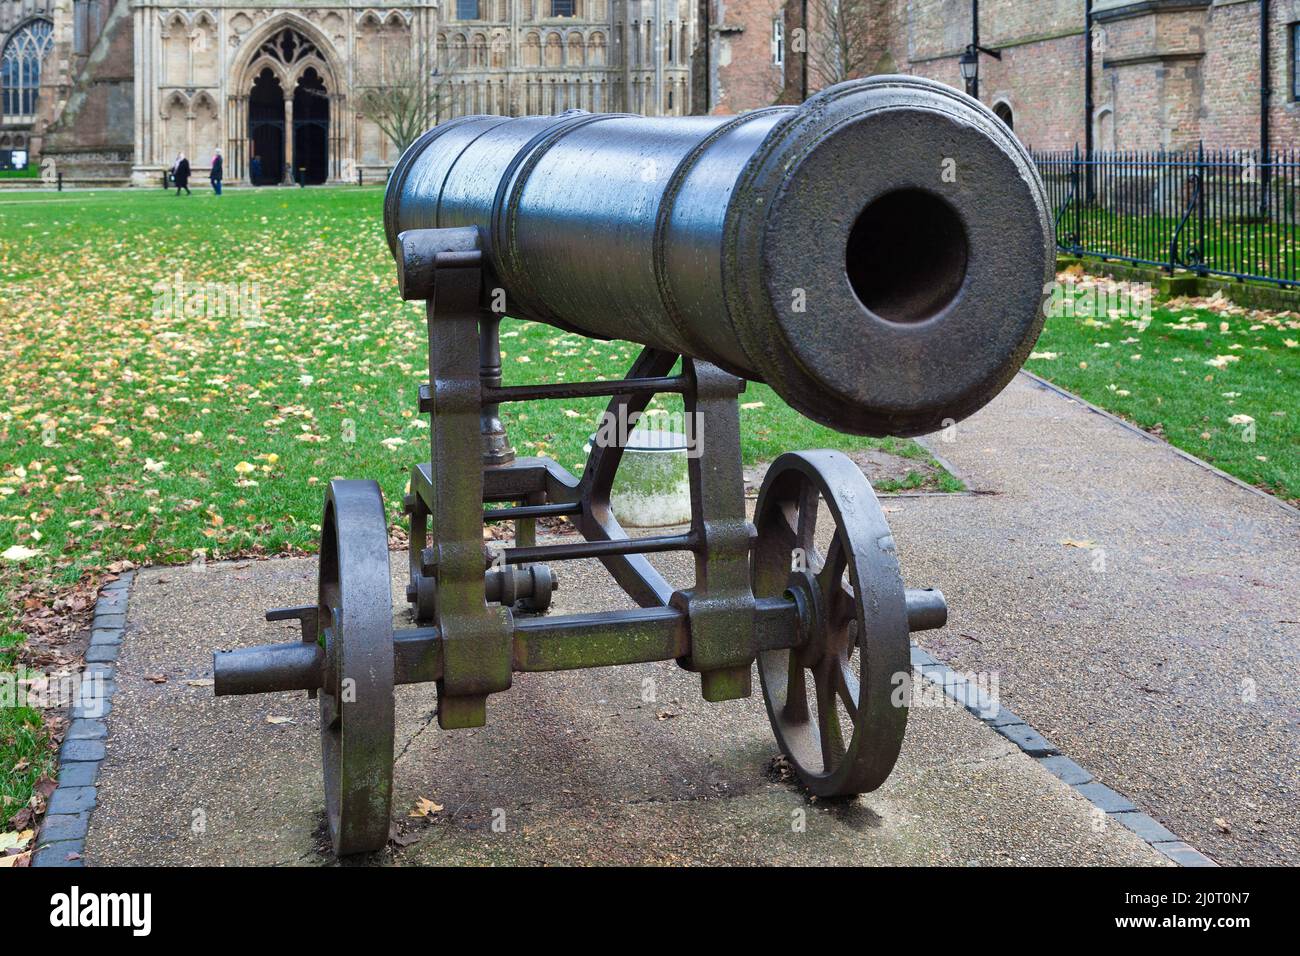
[
  {"x1": 293, "y1": 67, "x2": 329, "y2": 185},
  {"x1": 241, "y1": 26, "x2": 336, "y2": 185},
  {"x1": 248, "y1": 67, "x2": 284, "y2": 185}
]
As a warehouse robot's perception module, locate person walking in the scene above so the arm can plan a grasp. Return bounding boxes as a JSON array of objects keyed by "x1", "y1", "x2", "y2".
[
  {"x1": 172, "y1": 153, "x2": 191, "y2": 195},
  {"x1": 209, "y1": 148, "x2": 223, "y2": 196}
]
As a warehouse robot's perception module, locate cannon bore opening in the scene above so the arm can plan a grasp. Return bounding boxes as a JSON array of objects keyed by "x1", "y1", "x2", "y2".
[{"x1": 845, "y1": 189, "x2": 969, "y2": 324}]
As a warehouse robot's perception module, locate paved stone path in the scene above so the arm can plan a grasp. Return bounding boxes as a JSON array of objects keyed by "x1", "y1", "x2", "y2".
[
  {"x1": 82, "y1": 546, "x2": 1163, "y2": 866},
  {"x1": 901, "y1": 373, "x2": 1300, "y2": 866}
]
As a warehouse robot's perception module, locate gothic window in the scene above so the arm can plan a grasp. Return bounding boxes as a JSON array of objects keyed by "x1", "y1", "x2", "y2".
[
  {"x1": 552, "y1": 0, "x2": 574, "y2": 16},
  {"x1": 457, "y1": 0, "x2": 481, "y2": 20},
  {"x1": 257, "y1": 27, "x2": 322, "y2": 71},
  {"x1": 2, "y1": 18, "x2": 53, "y2": 118}
]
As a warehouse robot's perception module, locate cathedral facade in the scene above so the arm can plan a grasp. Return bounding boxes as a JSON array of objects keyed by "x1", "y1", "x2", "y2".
[{"x1": 5, "y1": 0, "x2": 694, "y2": 185}]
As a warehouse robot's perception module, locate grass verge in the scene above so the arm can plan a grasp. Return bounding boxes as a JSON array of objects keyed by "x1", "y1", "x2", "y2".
[{"x1": 1026, "y1": 267, "x2": 1299, "y2": 505}]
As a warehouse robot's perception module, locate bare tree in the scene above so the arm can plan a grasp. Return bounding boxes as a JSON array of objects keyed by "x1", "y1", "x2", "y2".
[
  {"x1": 355, "y1": 45, "x2": 454, "y2": 154},
  {"x1": 804, "y1": 0, "x2": 876, "y2": 89}
]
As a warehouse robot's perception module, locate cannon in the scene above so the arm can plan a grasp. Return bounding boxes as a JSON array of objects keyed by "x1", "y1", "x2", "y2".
[{"x1": 213, "y1": 75, "x2": 1053, "y2": 855}]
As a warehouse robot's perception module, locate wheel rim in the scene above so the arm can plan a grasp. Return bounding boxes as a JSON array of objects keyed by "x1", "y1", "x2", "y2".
[
  {"x1": 317, "y1": 480, "x2": 395, "y2": 854},
  {"x1": 754, "y1": 451, "x2": 910, "y2": 796}
]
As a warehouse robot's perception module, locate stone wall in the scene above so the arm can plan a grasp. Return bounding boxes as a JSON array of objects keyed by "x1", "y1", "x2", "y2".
[
  {"x1": 39, "y1": 0, "x2": 133, "y2": 181},
  {"x1": 905, "y1": 0, "x2": 1084, "y2": 149},
  {"x1": 707, "y1": 0, "x2": 785, "y2": 112},
  {"x1": 1201, "y1": 0, "x2": 1300, "y2": 151}
]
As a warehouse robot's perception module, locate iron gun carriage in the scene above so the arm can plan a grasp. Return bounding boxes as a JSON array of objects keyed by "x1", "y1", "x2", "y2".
[{"x1": 214, "y1": 75, "x2": 1053, "y2": 855}]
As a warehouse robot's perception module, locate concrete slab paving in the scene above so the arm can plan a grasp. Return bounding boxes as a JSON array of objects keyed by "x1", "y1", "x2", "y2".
[
  {"x1": 899, "y1": 373, "x2": 1300, "y2": 866},
  {"x1": 84, "y1": 544, "x2": 1164, "y2": 866}
]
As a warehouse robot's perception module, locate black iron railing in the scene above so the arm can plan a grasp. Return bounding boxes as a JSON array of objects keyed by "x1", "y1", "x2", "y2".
[{"x1": 1032, "y1": 145, "x2": 1300, "y2": 288}]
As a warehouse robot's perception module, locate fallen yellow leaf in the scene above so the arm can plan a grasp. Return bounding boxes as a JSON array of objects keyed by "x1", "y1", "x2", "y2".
[{"x1": 409, "y1": 797, "x2": 443, "y2": 818}]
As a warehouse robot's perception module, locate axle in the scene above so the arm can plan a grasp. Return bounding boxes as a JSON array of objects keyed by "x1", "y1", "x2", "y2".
[{"x1": 213, "y1": 589, "x2": 947, "y2": 698}]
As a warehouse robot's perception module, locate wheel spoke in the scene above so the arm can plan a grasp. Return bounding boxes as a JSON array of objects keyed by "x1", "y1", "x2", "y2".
[
  {"x1": 796, "y1": 484, "x2": 823, "y2": 573},
  {"x1": 816, "y1": 537, "x2": 855, "y2": 628},
  {"x1": 836, "y1": 658, "x2": 860, "y2": 716},
  {"x1": 814, "y1": 660, "x2": 847, "y2": 772},
  {"x1": 321, "y1": 692, "x2": 341, "y2": 731},
  {"x1": 796, "y1": 483, "x2": 819, "y2": 549},
  {"x1": 782, "y1": 651, "x2": 809, "y2": 723},
  {"x1": 774, "y1": 502, "x2": 799, "y2": 552}
]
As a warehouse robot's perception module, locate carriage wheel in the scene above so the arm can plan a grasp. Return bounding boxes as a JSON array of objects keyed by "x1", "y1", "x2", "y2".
[
  {"x1": 753, "y1": 451, "x2": 910, "y2": 797},
  {"x1": 317, "y1": 480, "x2": 395, "y2": 854}
]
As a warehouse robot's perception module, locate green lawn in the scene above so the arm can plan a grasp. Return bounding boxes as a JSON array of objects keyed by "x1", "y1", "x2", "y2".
[
  {"x1": 1026, "y1": 269, "x2": 1300, "y2": 504},
  {"x1": 0, "y1": 186, "x2": 951, "y2": 585},
  {"x1": 0, "y1": 185, "x2": 954, "y2": 830},
  {"x1": 0, "y1": 629, "x2": 52, "y2": 833}
]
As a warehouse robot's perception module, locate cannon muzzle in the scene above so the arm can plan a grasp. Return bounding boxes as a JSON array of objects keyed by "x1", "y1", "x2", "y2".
[{"x1": 385, "y1": 76, "x2": 1053, "y2": 437}]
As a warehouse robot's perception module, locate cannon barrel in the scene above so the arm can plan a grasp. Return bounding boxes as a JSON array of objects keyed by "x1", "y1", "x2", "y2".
[{"x1": 384, "y1": 76, "x2": 1053, "y2": 437}]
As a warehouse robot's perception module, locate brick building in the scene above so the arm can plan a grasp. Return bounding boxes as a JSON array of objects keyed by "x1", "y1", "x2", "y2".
[{"x1": 703, "y1": 0, "x2": 1300, "y2": 151}]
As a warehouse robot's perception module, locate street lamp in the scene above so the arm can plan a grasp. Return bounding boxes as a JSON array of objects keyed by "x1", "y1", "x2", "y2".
[
  {"x1": 959, "y1": 42, "x2": 1001, "y2": 99},
  {"x1": 959, "y1": 46, "x2": 979, "y2": 96}
]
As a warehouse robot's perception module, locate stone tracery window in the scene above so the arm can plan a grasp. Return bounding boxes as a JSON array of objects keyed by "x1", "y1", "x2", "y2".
[
  {"x1": 257, "y1": 26, "x2": 322, "y2": 71},
  {"x1": 2, "y1": 18, "x2": 54, "y2": 119}
]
